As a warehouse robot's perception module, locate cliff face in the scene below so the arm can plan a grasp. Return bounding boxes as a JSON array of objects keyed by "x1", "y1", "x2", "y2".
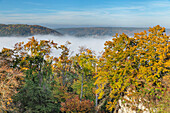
[{"x1": 0, "y1": 24, "x2": 62, "y2": 37}]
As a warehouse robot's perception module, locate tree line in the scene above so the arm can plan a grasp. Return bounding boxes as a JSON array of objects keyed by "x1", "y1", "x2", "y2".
[{"x1": 0, "y1": 25, "x2": 169, "y2": 113}]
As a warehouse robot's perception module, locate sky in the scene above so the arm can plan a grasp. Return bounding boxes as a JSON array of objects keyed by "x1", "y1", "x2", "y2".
[{"x1": 0, "y1": 0, "x2": 170, "y2": 28}]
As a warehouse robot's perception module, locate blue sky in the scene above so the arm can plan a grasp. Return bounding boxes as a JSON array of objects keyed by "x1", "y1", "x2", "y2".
[{"x1": 0, "y1": 0, "x2": 170, "y2": 28}]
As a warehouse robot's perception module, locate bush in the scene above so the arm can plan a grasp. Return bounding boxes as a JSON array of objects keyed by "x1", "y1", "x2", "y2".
[{"x1": 60, "y1": 95, "x2": 95, "y2": 112}]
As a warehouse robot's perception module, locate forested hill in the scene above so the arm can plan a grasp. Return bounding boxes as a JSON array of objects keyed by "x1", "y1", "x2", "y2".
[
  {"x1": 56, "y1": 27, "x2": 170, "y2": 37},
  {"x1": 0, "y1": 24, "x2": 62, "y2": 37}
]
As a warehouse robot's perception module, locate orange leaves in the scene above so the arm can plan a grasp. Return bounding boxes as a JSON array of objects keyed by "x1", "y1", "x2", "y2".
[
  {"x1": 0, "y1": 26, "x2": 169, "y2": 112},
  {"x1": 0, "y1": 66, "x2": 24, "y2": 111},
  {"x1": 60, "y1": 96, "x2": 94, "y2": 112},
  {"x1": 1, "y1": 48, "x2": 13, "y2": 57}
]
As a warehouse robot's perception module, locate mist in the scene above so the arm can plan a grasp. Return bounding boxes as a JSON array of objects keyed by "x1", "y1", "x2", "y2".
[{"x1": 0, "y1": 35, "x2": 113, "y2": 57}]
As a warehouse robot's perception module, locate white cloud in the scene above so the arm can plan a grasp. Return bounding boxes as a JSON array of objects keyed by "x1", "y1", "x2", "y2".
[
  {"x1": 151, "y1": 0, "x2": 170, "y2": 7},
  {"x1": 104, "y1": 6, "x2": 145, "y2": 11},
  {"x1": 1, "y1": 1, "x2": 170, "y2": 27}
]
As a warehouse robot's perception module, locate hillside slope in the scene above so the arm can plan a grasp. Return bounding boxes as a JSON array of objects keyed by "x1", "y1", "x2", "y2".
[
  {"x1": 56, "y1": 27, "x2": 170, "y2": 37},
  {"x1": 0, "y1": 24, "x2": 62, "y2": 36}
]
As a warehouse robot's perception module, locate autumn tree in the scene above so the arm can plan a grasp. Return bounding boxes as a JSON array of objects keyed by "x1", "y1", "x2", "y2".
[
  {"x1": 95, "y1": 25, "x2": 170, "y2": 112},
  {"x1": 52, "y1": 41, "x2": 73, "y2": 87},
  {"x1": 2, "y1": 37, "x2": 60, "y2": 112},
  {"x1": 71, "y1": 48, "x2": 97, "y2": 102},
  {"x1": 0, "y1": 52, "x2": 24, "y2": 112},
  {"x1": 0, "y1": 25, "x2": 169, "y2": 113}
]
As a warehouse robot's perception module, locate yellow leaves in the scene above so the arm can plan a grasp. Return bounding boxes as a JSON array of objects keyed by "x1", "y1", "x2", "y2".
[
  {"x1": 86, "y1": 49, "x2": 92, "y2": 54},
  {"x1": 106, "y1": 100, "x2": 117, "y2": 111},
  {"x1": 94, "y1": 25, "x2": 170, "y2": 111},
  {"x1": 98, "y1": 90, "x2": 104, "y2": 99},
  {"x1": 21, "y1": 67, "x2": 29, "y2": 70},
  {"x1": 7, "y1": 101, "x2": 10, "y2": 105},
  {"x1": 0, "y1": 26, "x2": 169, "y2": 112},
  {"x1": 165, "y1": 60, "x2": 170, "y2": 68}
]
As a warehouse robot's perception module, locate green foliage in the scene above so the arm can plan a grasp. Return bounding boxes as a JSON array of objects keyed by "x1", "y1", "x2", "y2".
[
  {"x1": 0, "y1": 25, "x2": 169, "y2": 113},
  {"x1": 71, "y1": 48, "x2": 97, "y2": 101},
  {"x1": 13, "y1": 80, "x2": 59, "y2": 113},
  {"x1": 72, "y1": 77, "x2": 95, "y2": 101},
  {"x1": 4, "y1": 37, "x2": 61, "y2": 112}
]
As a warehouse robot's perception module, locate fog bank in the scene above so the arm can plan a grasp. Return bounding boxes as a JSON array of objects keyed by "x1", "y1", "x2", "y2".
[{"x1": 0, "y1": 35, "x2": 113, "y2": 57}]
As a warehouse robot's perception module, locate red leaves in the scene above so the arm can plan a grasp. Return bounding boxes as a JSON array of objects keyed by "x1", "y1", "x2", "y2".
[{"x1": 60, "y1": 95, "x2": 94, "y2": 112}]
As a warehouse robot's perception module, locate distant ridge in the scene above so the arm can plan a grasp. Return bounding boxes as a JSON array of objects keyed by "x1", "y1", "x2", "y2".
[
  {"x1": 56, "y1": 27, "x2": 170, "y2": 37},
  {"x1": 0, "y1": 24, "x2": 62, "y2": 37}
]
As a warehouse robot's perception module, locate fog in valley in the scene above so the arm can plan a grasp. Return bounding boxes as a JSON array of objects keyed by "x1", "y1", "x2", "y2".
[{"x1": 0, "y1": 35, "x2": 113, "y2": 57}]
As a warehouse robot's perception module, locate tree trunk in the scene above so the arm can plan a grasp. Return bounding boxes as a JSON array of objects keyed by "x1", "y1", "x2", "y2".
[
  {"x1": 95, "y1": 78, "x2": 98, "y2": 112},
  {"x1": 95, "y1": 64, "x2": 98, "y2": 113},
  {"x1": 114, "y1": 102, "x2": 120, "y2": 113},
  {"x1": 95, "y1": 88, "x2": 98, "y2": 113},
  {"x1": 80, "y1": 73, "x2": 84, "y2": 102},
  {"x1": 62, "y1": 62, "x2": 66, "y2": 86}
]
